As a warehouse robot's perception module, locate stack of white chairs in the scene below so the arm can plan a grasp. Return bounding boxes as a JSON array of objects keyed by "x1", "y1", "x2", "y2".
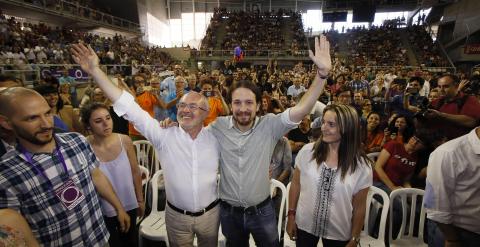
[
  {"x1": 133, "y1": 140, "x2": 159, "y2": 176},
  {"x1": 139, "y1": 170, "x2": 168, "y2": 246}
]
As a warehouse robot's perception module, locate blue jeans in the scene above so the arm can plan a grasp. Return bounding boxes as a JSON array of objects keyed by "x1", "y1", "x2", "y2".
[
  {"x1": 427, "y1": 219, "x2": 444, "y2": 247},
  {"x1": 220, "y1": 199, "x2": 279, "y2": 247}
]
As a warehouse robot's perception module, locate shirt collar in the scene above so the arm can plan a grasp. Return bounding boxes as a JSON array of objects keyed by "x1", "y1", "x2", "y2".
[
  {"x1": 178, "y1": 125, "x2": 205, "y2": 140},
  {"x1": 468, "y1": 127, "x2": 480, "y2": 155}
]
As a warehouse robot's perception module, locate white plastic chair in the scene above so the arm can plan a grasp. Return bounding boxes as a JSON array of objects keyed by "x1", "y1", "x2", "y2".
[
  {"x1": 136, "y1": 165, "x2": 150, "y2": 224},
  {"x1": 133, "y1": 140, "x2": 159, "y2": 175},
  {"x1": 360, "y1": 185, "x2": 390, "y2": 247},
  {"x1": 389, "y1": 188, "x2": 427, "y2": 247},
  {"x1": 139, "y1": 170, "x2": 168, "y2": 247},
  {"x1": 367, "y1": 152, "x2": 381, "y2": 164}
]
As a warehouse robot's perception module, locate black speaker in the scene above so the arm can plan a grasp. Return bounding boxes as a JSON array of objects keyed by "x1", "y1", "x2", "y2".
[
  {"x1": 323, "y1": 11, "x2": 348, "y2": 22},
  {"x1": 352, "y1": 3, "x2": 376, "y2": 22}
]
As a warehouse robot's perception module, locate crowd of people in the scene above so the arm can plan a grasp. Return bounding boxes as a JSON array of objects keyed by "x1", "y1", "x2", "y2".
[
  {"x1": 344, "y1": 26, "x2": 409, "y2": 66},
  {"x1": 407, "y1": 25, "x2": 450, "y2": 67},
  {"x1": 201, "y1": 8, "x2": 304, "y2": 53},
  {"x1": 0, "y1": 12, "x2": 172, "y2": 69},
  {"x1": 1, "y1": 7, "x2": 480, "y2": 247}
]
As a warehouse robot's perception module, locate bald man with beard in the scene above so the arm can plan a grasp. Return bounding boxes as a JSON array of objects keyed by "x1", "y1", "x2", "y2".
[{"x1": 0, "y1": 87, "x2": 130, "y2": 246}]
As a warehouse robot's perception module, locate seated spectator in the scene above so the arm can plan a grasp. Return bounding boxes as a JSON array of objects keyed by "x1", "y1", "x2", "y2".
[
  {"x1": 374, "y1": 128, "x2": 433, "y2": 191},
  {"x1": 33, "y1": 84, "x2": 81, "y2": 133},
  {"x1": 364, "y1": 112, "x2": 385, "y2": 153},
  {"x1": 384, "y1": 114, "x2": 415, "y2": 144},
  {"x1": 373, "y1": 129, "x2": 433, "y2": 236},
  {"x1": 361, "y1": 99, "x2": 373, "y2": 119}
]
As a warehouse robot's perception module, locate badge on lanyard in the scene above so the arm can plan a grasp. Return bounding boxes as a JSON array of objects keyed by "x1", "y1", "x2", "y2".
[
  {"x1": 21, "y1": 142, "x2": 85, "y2": 210},
  {"x1": 54, "y1": 178, "x2": 85, "y2": 210}
]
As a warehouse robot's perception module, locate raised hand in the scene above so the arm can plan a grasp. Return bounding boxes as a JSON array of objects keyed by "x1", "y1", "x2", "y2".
[
  {"x1": 70, "y1": 43, "x2": 100, "y2": 74},
  {"x1": 308, "y1": 35, "x2": 332, "y2": 77}
]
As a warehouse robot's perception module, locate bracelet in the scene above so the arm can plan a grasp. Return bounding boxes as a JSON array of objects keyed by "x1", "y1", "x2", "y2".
[
  {"x1": 317, "y1": 70, "x2": 328, "y2": 80},
  {"x1": 287, "y1": 208, "x2": 296, "y2": 217},
  {"x1": 351, "y1": 236, "x2": 360, "y2": 244}
]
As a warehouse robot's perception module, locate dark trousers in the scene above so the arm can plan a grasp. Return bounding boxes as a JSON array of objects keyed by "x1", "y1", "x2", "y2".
[
  {"x1": 427, "y1": 219, "x2": 480, "y2": 247},
  {"x1": 220, "y1": 199, "x2": 279, "y2": 247},
  {"x1": 296, "y1": 229, "x2": 349, "y2": 247},
  {"x1": 104, "y1": 209, "x2": 138, "y2": 247}
]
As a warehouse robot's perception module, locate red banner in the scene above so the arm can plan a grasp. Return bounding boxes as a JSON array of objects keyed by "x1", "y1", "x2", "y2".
[{"x1": 464, "y1": 44, "x2": 480, "y2": 54}]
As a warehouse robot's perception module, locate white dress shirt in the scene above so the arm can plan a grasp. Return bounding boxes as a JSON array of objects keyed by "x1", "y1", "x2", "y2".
[
  {"x1": 425, "y1": 128, "x2": 480, "y2": 234},
  {"x1": 113, "y1": 91, "x2": 220, "y2": 212}
]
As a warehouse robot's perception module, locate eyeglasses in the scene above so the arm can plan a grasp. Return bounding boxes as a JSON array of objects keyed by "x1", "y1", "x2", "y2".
[
  {"x1": 412, "y1": 136, "x2": 425, "y2": 146},
  {"x1": 177, "y1": 103, "x2": 207, "y2": 111}
]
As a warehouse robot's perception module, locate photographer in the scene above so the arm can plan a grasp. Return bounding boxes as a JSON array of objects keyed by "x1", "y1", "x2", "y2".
[
  {"x1": 403, "y1": 76, "x2": 429, "y2": 115},
  {"x1": 200, "y1": 77, "x2": 229, "y2": 126},
  {"x1": 423, "y1": 74, "x2": 480, "y2": 140}
]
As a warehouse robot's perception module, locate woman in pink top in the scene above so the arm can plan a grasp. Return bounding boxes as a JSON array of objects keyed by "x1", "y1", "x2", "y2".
[{"x1": 81, "y1": 102, "x2": 144, "y2": 247}]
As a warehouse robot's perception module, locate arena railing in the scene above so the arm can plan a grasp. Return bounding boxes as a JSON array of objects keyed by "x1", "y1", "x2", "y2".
[
  {"x1": 354, "y1": 65, "x2": 456, "y2": 74},
  {"x1": 192, "y1": 49, "x2": 310, "y2": 58},
  {"x1": 0, "y1": 0, "x2": 141, "y2": 33},
  {"x1": 0, "y1": 63, "x2": 167, "y2": 87}
]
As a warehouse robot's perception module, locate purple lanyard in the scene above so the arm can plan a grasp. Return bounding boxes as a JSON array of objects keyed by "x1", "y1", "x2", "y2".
[{"x1": 21, "y1": 146, "x2": 69, "y2": 189}]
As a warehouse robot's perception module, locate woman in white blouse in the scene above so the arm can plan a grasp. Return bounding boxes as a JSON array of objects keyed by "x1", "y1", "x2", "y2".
[{"x1": 287, "y1": 104, "x2": 373, "y2": 247}]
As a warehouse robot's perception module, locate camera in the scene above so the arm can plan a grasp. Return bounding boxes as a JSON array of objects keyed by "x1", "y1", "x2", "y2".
[{"x1": 204, "y1": 91, "x2": 212, "y2": 97}]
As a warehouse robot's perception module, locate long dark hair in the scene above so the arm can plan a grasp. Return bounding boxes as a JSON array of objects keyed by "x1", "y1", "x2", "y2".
[
  {"x1": 312, "y1": 104, "x2": 371, "y2": 180},
  {"x1": 388, "y1": 114, "x2": 415, "y2": 143}
]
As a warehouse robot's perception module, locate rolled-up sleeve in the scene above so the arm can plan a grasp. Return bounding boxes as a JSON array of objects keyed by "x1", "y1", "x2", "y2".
[{"x1": 424, "y1": 149, "x2": 456, "y2": 224}]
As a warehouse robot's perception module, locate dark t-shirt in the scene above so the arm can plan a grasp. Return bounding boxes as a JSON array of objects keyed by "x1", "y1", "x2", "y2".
[{"x1": 287, "y1": 128, "x2": 310, "y2": 154}]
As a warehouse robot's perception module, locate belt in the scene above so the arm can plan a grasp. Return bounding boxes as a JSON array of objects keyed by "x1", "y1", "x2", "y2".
[
  {"x1": 220, "y1": 197, "x2": 271, "y2": 214},
  {"x1": 167, "y1": 199, "x2": 219, "y2": 217}
]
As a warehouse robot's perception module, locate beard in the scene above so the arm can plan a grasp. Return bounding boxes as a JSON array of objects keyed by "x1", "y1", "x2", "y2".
[
  {"x1": 13, "y1": 125, "x2": 54, "y2": 146},
  {"x1": 233, "y1": 112, "x2": 255, "y2": 127}
]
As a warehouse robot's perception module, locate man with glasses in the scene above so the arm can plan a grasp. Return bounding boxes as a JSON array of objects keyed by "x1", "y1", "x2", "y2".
[{"x1": 70, "y1": 43, "x2": 221, "y2": 247}]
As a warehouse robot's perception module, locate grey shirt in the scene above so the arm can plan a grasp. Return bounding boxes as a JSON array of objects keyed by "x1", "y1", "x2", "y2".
[
  {"x1": 271, "y1": 136, "x2": 293, "y2": 183},
  {"x1": 210, "y1": 109, "x2": 298, "y2": 207}
]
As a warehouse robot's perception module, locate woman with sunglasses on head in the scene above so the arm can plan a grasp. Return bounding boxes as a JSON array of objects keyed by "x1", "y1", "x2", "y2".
[
  {"x1": 80, "y1": 102, "x2": 144, "y2": 247},
  {"x1": 373, "y1": 129, "x2": 433, "y2": 237},
  {"x1": 287, "y1": 104, "x2": 372, "y2": 247}
]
